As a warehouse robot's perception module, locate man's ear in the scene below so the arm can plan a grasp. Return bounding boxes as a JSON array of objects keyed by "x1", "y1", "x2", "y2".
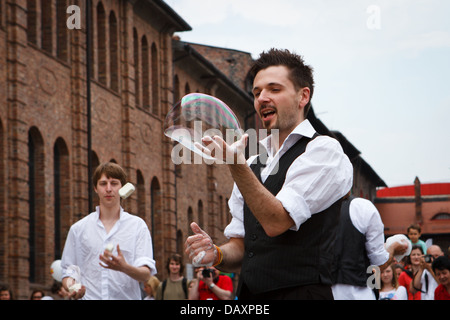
[{"x1": 298, "y1": 87, "x2": 311, "y2": 108}]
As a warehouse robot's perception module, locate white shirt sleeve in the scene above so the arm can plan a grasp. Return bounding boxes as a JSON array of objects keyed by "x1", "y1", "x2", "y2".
[
  {"x1": 224, "y1": 136, "x2": 353, "y2": 237},
  {"x1": 276, "y1": 136, "x2": 353, "y2": 231},
  {"x1": 133, "y1": 220, "x2": 157, "y2": 275},
  {"x1": 61, "y1": 224, "x2": 79, "y2": 280},
  {"x1": 224, "y1": 183, "x2": 246, "y2": 238},
  {"x1": 349, "y1": 198, "x2": 390, "y2": 266}
]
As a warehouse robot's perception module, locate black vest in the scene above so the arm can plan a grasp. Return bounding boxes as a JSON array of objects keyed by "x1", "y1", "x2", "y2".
[
  {"x1": 331, "y1": 196, "x2": 371, "y2": 287},
  {"x1": 238, "y1": 134, "x2": 343, "y2": 295}
]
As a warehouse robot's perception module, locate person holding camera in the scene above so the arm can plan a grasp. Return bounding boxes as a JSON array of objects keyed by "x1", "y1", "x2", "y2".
[
  {"x1": 188, "y1": 266, "x2": 233, "y2": 300},
  {"x1": 409, "y1": 244, "x2": 443, "y2": 300}
]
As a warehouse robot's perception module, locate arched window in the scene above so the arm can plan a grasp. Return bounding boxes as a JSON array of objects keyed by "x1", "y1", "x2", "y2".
[
  {"x1": 141, "y1": 36, "x2": 150, "y2": 110},
  {"x1": 151, "y1": 43, "x2": 159, "y2": 115},
  {"x1": 173, "y1": 74, "x2": 180, "y2": 103},
  {"x1": 198, "y1": 200, "x2": 204, "y2": 230},
  {"x1": 432, "y1": 213, "x2": 450, "y2": 220},
  {"x1": 176, "y1": 230, "x2": 183, "y2": 256},
  {"x1": 133, "y1": 28, "x2": 140, "y2": 106},
  {"x1": 27, "y1": 0, "x2": 38, "y2": 45},
  {"x1": 56, "y1": 0, "x2": 68, "y2": 61},
  {"x1": 97, "y1": 2, "x2": 107, "y2": 85},
  {"x1": 173, "y1": 75, "x2": 182, "y2": 176},
  {"x1": 109, "y1": 11, "x2": 118, "y2": 91},
  {"x1": 90, "y1": 151, "x2": 100, "y2": 211},
  {"x1": 187, "y1": 207, "x2": 193, "y2": 236},
  {"x1": 53, "y1": 138, "x2": 70, "y2": 259},
  {"x1": 151, "y1": 177, "x2": 162, "y2": 266},
  {"x1": 88, "y1": 1, "x2": 94, "y2": 78},
  {"x1": 136, "y1": 170, "x2": 146, "y2": 221},
  {"x1": 0, "y1": 120, "x2": 5, "y2": 276},
  {"x1": 185, "y1": 83, "x2": 192, "y2": 128},
  {"x1": 41, "y1": 0, "x2": 53, "y2": 54},
  {"x1": 28, "y1": 127, "x2": 46, "y2": 284}
]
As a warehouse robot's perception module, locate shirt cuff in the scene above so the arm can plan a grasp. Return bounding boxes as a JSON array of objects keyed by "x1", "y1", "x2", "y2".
[
  {"x1": 134, "y1": 257, "x2": 157, "y2": 276},
  {"x1": 276, "y1": 185, "x2": 311, "y2": 231},
  {"x1": 224, "y1": 217, "x2": 245, "y2": 239},
  {"x1": 368, "y1": 249, "x2": 390, "y2": 267}
]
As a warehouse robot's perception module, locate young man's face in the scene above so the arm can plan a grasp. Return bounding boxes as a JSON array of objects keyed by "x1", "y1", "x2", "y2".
[
  {"x1": 169, "y1": 259, "x2": 181, "y2": 275},
  {"x1": 252, "y1": 65, "x2": 308, "y2": 137},
  {"x1": 94, "y1": 173, "x2": 122, "y2": 208}
]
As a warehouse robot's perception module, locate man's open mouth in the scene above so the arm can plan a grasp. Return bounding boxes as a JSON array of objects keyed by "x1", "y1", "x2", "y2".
[{"x1": 261, "y1": 108, "x2": 276, "y2": 120}]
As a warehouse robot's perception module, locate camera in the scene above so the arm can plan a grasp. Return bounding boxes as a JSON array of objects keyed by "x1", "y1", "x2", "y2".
[
  {"x1": 424, "y1": 255, "x2": 434, "y2": 263},
  {"x1": 202, "y1": 268, "x2": 213, "y2": 278}
]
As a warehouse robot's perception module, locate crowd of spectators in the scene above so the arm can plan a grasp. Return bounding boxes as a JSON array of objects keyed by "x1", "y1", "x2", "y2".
[{"x1": 1, "y1": 224, "x2": 449, "y2": 300}]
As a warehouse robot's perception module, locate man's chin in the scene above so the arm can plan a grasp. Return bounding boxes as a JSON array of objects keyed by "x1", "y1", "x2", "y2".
[{"x1": 263, "y1": 124, "x2": 277, "y2": 134}]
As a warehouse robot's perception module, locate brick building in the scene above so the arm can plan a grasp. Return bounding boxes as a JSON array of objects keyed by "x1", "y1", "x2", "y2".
[
  {"x1": 1, "y1": 0, "x2": 387, "y2": 299},
  {"x1": 375, "y1": 178, "x2": 450, "y2": 251},
  {"x1": 0, "y1": 0, "x2": 256, "y2": 299}
]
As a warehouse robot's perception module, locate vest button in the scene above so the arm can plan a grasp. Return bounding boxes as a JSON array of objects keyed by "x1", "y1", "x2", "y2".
[
  {"x1": 251, "y1": 234, "x2": 257, "y2": 241},
  {"x1": 248, "y1": 251, "x2": 254, "y2": 258}
]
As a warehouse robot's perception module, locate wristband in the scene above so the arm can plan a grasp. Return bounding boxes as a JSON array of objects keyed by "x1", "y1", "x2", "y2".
[{"x1": 213, "y1": 245, "x2": 223, "y2": 267}]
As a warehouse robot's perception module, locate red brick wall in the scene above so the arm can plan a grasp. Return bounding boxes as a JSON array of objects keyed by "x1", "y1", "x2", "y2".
[{"x1": 0, "y1": 0, "x2": 253, "y2": 299}]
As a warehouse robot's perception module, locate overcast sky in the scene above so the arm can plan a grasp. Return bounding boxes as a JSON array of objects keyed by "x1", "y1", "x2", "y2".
[{"x1": 165, "y1": 0, "x2": 450, "y2": 188}]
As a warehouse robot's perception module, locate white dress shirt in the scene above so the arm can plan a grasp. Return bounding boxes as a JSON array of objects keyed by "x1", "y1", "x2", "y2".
[
  {"x1": 224, "y1": 119, "x2": 353, "y2": 239},
  {"x1": 61, "y1": 206, "x2": 157, "y2": 300},
  {"x1": 332, "y1": 198, "x2": 390, "y2": 300}
]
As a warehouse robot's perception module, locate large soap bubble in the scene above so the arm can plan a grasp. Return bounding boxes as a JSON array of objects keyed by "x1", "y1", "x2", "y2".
[{"x1": 164, "y1": 93, "x2": 243, "y2": 161}]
